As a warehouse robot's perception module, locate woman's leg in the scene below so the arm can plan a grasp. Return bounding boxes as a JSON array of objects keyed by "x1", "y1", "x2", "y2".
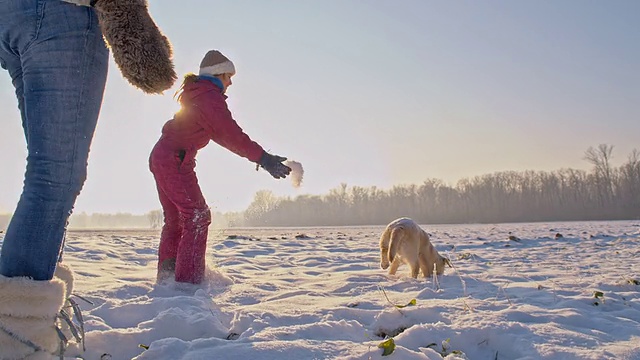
[{"x1": 0, "y1": 0, "x2": 109, "y2": 280}]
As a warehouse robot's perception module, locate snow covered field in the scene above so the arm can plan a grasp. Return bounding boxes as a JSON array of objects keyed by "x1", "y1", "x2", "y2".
[{"x1": 9, "y1": 220, "x2": 640, "y2": 359}]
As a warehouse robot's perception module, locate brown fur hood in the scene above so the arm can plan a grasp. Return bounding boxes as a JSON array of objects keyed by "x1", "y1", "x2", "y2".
[{"x1": 94, "y1": 0, "x2": 177, "y2": 94}]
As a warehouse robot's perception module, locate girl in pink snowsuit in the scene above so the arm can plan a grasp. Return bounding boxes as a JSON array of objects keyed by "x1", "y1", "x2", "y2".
[{"x1": 149, "y1": 50, "x2": 291, "y2": 284}]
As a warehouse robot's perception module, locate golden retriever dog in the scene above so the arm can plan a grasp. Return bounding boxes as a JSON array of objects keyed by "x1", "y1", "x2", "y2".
[{"x1": 379, "y1": 217, "x2": 450, "y2": 278}]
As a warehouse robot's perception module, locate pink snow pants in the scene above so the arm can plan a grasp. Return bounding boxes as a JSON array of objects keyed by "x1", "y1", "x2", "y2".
[{"x1": 149, "y1": 144, "x2": 211, "y2": 284}]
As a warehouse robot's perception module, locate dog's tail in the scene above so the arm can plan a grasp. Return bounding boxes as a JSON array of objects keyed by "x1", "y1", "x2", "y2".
[{"x1": 387, "y1": 226, "x2": 404, "y2": 263}]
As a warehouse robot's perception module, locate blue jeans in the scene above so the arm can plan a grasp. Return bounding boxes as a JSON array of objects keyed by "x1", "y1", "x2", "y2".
[{"x1": 0, "y1": 0, "x2": 108, "y2": 280}]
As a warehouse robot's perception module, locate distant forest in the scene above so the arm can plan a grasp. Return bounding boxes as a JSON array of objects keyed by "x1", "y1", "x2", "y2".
[
  {"x1": 0, "y1": 144, "x2": 638, "y2": 230},
  {"x1": 241, "y1": 144, "x2": 640, "y2": 226}
]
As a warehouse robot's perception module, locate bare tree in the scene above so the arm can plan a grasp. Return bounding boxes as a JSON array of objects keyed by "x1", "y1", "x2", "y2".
[
  {"x1": 244, "y1": 190, "x2": 281, "y2": 225},
  {"x1": 617, "y1": 149, "x2": 640, "y2": 215},
  {"x1": 584, "y1": 144, "x2": 615, "y2": 206},
  {"x1": 148, "y1": 210, "x2": 163, "y2": 229}
]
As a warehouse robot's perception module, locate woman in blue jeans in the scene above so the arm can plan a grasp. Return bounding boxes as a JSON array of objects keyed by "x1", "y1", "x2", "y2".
[{"x1": 0, "y1": 0, "x2": 175, "y2": 358}]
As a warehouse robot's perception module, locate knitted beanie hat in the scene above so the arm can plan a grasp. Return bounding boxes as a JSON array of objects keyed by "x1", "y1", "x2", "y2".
[{"x1": 199, "y1": 50, "x2": 236, "y2": 76}]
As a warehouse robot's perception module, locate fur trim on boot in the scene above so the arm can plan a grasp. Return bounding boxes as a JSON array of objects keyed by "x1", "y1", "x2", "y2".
[
  {"x1": 54, "y1": 263, "x2": 74, "y2": 299},
  {"x1": 95, "y1": 0, "x2": 177, "y2": 94},
  {"x1": 0, "y1": 275, "x2": 66, "y2": 360}
]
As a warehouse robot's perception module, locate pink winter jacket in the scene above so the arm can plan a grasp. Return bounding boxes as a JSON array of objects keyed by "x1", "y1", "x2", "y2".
[{"x1": 151, "y1": 79, "x2": 264, "y2": 168}]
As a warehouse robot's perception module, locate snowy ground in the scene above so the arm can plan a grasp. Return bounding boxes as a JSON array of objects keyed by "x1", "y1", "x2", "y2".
[{"x1": 6, "y1": 220, "x2": 640, "y2": 360}]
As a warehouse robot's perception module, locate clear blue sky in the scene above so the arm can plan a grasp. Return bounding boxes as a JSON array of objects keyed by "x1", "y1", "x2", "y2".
[{"x1": 1, "y1": 1, "x2": 638, "y2": 214}]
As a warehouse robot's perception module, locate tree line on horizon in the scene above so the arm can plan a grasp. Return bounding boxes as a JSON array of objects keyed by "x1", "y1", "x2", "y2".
[
  {"x1": 0, "y1": 144, "x2": 637, "y2": 230},
  {"x1": 239, "y1": 144, "x2": 640, "y2": 226}
]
